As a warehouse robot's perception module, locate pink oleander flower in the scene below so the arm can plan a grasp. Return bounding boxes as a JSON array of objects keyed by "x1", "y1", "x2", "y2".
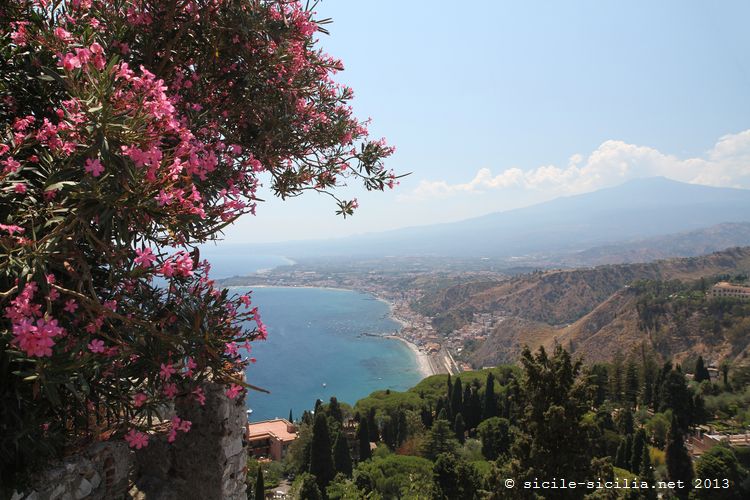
[
  {"x1": 61, "y1": 52, "x2": 82, "y2": 71},
  {"x1": 124, "y1": 429, "x2": 149, "y2": 449},
  {"x1": 12, "y1": 317, "x2": 64, "y2": 357},
  {"x1": 63, "y1": 299, "x2": 78, "y2": 313},
  {"x1": 133, "y1": 392, "x2": 147, "y2": 407},
  {"x1": 192, "y1": 387, "x2": 206, "y2": 406},
  {"x1": 14, "y1": 183, "x2": 27, "y2": 194},
  {"x1": 225, "y1": 342, "x2": 238, "y2": 357},
  {"x1": 184, "y1": 356, "x2": 197, "y2": 377},
  {"x1": 2, "y1": 157, "x2": 20, "y2": 173},
  {"x1": 225, "y1": 384, "x2": 242, "y2": 400},
  {"x1": 54, "y1": 27, "x2": 71, "y2": 41},
  {"x1": 159, "y1": 362, "x2": 176, "y2": 380},
  {"x1": 0, "y1": 224, "x2": 25, "y2": 235},
  {"x1": 162, "y1": 383, "x2": 178, "y2": 399},
  {"x1": 134, "y1": 247, "x2": 157, "y2": 268},
  {"x1": 167, "y1": 415, "x2": 192, "y2": 442},
  {"x1": 84, "y1": 158, "x2": 104, "y2": 177},
  {"x1": 87, "y1": 339, "x2": 105, "y2": 353}
]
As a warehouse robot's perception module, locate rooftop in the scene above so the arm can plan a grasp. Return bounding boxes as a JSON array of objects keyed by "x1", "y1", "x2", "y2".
[{"x1": 247, "y1": 418, "x2": 297, "y2": 442}]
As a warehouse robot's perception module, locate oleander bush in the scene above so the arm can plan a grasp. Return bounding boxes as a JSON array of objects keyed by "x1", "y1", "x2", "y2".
[{"x1": 0, "y1": 0, "x2": 394, "y2": 490}]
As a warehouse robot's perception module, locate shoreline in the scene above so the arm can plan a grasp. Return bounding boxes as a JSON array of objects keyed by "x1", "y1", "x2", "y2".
[
  {"x1": 222, "y1": 281, "x2": 454, "y2": 377},
  {"x1": 384, "y1": 335, "x2": 437, "y2": 379}
]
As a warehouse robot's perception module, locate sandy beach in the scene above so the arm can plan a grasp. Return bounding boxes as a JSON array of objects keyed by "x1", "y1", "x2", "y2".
[{"x1": 385, "y1": 335, "x2": 441, "y2": 378}]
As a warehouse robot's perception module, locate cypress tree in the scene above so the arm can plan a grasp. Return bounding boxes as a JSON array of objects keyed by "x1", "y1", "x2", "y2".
[
  {"x1": 610, "y1": 350, "x2": 624, "y2": 402},
  {"x1": 694, "y1": 356, "x2": 710, "y2": 383},
  {"x1": 590, "y1": 364, "x2": 609, "y2": 406},
  {"x1": 288, "y1": 409, "x2": 293, "y2": 423},
  {"x1": 454, "y1": 413, "x2": 466, "y2": 444},
  {"x1": 381, "y1": 415, "x2": 395, "y2": 449},
  {"x1": 471, "y1": 386, "x2": 484, "y2": 429},
  {"x1": 435, "y1": 397, "x2": 445, "y2": 421},
  {"x1": 482, "y1": 372, "x2": 497, "y2": 420},
  {"x1": 437, "y1": 408, "x2": 448, "y2": 421},
  {"x1": 624, "y1": 434, "x2": 633, "y2": 471},
  {"x1": 254, "y1": 466, "x2": 264, "y2": 500},
  {"x1": 309, "y1": 412, "x2": 335, "y2": 493},
  {"x1": 643, "y1": 376, "x2": 654, "y2": 409},
  {"x1": 666, "y1": 415, "x2": 693, "y2": 499},
  {"x1": 625, "y1": 360, "x2": 640, "y2": 406},
  {"x1": 332, "y1": 431, "x2": 352, "y2": 477},
  {"x1": 367, "y1": 407, "x2": 378, "y2": 442},
  {"x1": 615, "y1": 439, "x2": 628, "y2": 469},
  {"x1": 463, "y1": 384, "x2": 472, "y2": 417},
  {"x1": 421, "y1": 405, "x2": 433, "y2": 429},
  {"x1": 396, "y1": 410, "x2": 408, "y2": 447},
  {"x1": 618, "y1": 407, "x2": 634, "y2": 435},
  {"x1": 358, "y1": 419, "x2": 371, "y2": 461},
  {"x1": 631, "y1": 429, "x2": 646, "y2": 474},
  {"x1": 720, "y1": 361, "x2": 730, "y2": 389},
  {"x1": 451, "y1": 377, "x2": 463, "y2": 419},
  {"x1": 328, "y1": 397, "x2": 343, "y2": 424},
  {"x1": 639, "y1": 445, "x2": 657, "y2": 500},
  {"x1": 659, "y1": 368, "x2": 693, "y2": 432}
]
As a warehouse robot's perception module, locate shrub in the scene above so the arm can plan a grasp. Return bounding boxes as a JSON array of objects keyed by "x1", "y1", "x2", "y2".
[{"x1": 0, "y1": 0, "x2": 394, "y2": 490}]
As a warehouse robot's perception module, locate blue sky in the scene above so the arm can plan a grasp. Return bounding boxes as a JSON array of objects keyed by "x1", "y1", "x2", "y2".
[{"x1": 221, "y1": 0, "x2": 750, "y2": 244}]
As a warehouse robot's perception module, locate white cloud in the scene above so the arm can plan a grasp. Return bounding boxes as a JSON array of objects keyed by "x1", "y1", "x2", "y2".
[{"x1": 403, "y1": 129, "x2": 750, "y2": 201}]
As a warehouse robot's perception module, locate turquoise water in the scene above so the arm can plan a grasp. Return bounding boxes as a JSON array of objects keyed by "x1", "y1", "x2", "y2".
[{"x1": 236, "y1": 287, "x2": 423, "y2": 422}]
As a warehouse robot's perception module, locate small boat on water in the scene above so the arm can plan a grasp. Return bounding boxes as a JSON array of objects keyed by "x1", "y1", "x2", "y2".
[{"x1": 322, "y1": 382, "x2": 327, "y2": 388}]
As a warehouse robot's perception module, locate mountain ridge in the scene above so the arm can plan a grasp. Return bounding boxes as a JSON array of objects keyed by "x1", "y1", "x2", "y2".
[{"x1": 227, "y1": 177, "x2": 750, "y2": 259}]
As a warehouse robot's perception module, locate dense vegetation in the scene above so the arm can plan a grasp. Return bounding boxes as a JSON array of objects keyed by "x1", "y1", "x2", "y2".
[
  {"x1": 631, "y1": 277, "x2": 750, "y2": 358},
  {"x1": 259, "y1": 346, "x2": 750, "y2": 499},
  {"x1": 0, "y1": 0, "x2": 395, "y2": 492}
]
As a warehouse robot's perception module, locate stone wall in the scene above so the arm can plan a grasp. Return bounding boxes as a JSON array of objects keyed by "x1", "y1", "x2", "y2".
[
  {"x1": 131, "y1": 383, "x2": 248, "y2": 500},
  {"x1": 11, "y1": 441, "x2": 132, "y2": 500},
  {"x1": 13, "y1": 384, "x2": 248, "y2": 500}
]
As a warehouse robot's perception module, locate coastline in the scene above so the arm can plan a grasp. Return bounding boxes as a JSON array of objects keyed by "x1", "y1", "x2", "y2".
[
  {"x1": 384, "y1": 335, "x2": 437, "y2": 379},
  {"x1": 222, "y1": 281, "x2": 454, "y2": 377}
]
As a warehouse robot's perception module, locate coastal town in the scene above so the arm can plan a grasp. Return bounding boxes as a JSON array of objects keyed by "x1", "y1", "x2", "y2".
[{"x1": 217, "y1": 259, "x2": 505, "y2": 377}]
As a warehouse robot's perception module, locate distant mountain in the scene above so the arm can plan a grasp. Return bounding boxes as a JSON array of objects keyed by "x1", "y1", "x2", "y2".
[
  {"x1": 560, "y1": 222, "x2": 750, "y2": 266},
  {"x1": 252, "y1": 177, "x2": 750, "y2": 258}
]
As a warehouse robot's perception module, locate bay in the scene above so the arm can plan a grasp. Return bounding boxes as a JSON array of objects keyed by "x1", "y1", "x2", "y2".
[{"x1": 234, "y1": 286, "x2": 423, "y2": 422}]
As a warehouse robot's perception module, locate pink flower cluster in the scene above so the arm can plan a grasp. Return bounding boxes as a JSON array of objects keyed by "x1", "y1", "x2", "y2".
[
  {"x1": 167, "y1": 416, "x2": 192, "y2": 443},
  {"x1": 158, "y1": 251, "x2": 194, "y2": 278},
  {"x1": 0, "y1": 0, "x2": 394, "y2": 454},
  {"x1": 124, "y1": 429, "x2": 149, "y2": 449},
  {"x1": 5, "y1": 283, "x2": 65, "y2": 357}
]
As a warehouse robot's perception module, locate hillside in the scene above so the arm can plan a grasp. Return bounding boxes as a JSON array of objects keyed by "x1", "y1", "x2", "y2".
[
  {"x1": 414, "y1": 247, "x2": 750, "y2": 366},
  {"x1": 422, "y1": 247, "x2": 750, "y2": 331}
]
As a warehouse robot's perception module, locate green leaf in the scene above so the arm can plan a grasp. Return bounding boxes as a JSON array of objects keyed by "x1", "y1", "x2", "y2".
[{"x1": 45, "y1": 181, "x2": 77, "y2": 192}]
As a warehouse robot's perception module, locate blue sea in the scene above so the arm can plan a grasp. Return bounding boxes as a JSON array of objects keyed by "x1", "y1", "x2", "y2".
[
  {"x1": 228, "y1": 286, "x2": 423, "y2": 422},
  {"x1": 198, "y1": 247, "x2": 294, "y2": 279}
]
